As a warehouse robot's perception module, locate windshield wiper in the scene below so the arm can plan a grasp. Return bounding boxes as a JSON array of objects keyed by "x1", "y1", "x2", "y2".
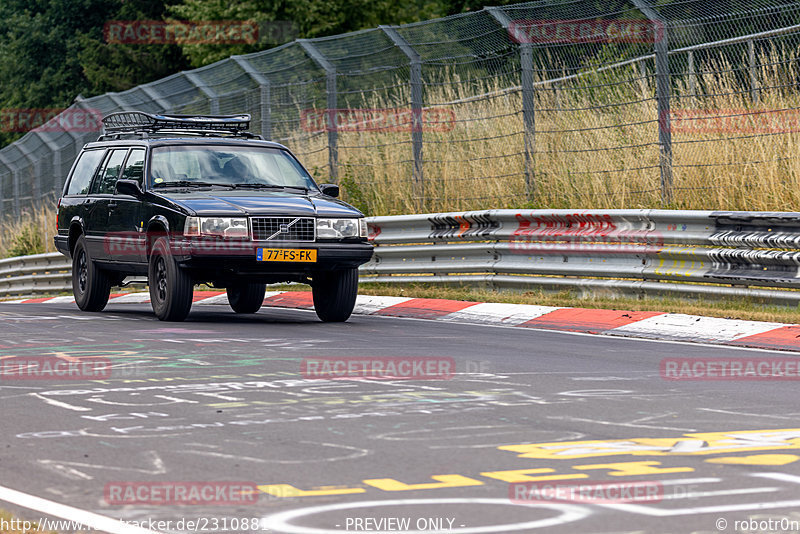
[
  {"x1": 152, "y1": 180, "x2": 219, "y2": 188},
  {"x1": 226, "y1": 183, "x2": 309, "y2": 192}
]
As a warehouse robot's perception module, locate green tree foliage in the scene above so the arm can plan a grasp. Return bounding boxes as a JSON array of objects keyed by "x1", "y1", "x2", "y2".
[
  {"x1": 167, "y1": 0, "x2": 451, "y2": 67},
  {"x1": 0, "y1": 0, "x2": 187, "y2": 147}
]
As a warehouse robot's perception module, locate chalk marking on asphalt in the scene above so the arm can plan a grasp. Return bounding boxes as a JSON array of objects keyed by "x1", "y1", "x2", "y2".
[
  {"x1": 260, "y1": 498, "x2": 590, "y2": 534},
  {"x1": 596, "y1": 497, "x2": 800, "y2": 516},
  {"x1": 593, "y1": 475, "x2": 797, "y2": 516},
  {"x1": 660, "y1": 487, "x2": 778, "y2": 500},
  {"x1": 699, "y1": 408, "x2": 800, "y2": 421},
  {"x1": 753, "y1": 472, "x2": 800, "y2": 484},
  {"x1": 0, "y1": 483, "x2": 161, "y2": 534},
  {"x1": 29, "y1": 392, "x2": 91, "y2": 412},
  {"x1": 548, "y1": 415, "x2": 695, "y2": 432}
]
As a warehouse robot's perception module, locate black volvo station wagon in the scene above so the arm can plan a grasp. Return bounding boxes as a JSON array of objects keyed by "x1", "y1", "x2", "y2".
[{"x1": 54, "y1": 112, "x2": 373, "y2": 322}]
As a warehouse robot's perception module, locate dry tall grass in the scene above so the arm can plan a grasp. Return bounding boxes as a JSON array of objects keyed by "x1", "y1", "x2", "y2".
[
  {"x1": 289, "y1": 44, "x2": 800, "y2": 215},
  {"x1": 0, "y1": 207, "x2": 55, "y2": 258}
]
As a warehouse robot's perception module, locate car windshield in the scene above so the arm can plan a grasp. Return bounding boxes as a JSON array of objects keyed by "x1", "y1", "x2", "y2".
[{"x1": 149, "y1": 145, "x2": 317, "y2": 190}]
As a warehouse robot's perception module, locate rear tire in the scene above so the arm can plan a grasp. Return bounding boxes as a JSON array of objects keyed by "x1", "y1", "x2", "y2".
[
  {"x1": 312, "y1": 268, "x2": 358, "y2": 322},
  {"x1": 227, "y1": 282, "x2": 266, "y2": 314},
  {"x1": 148, "y1": 237, "x2": 193, "y2": 321},
  {"x1": 72, "y1": 235, "x2": 111, "y2": 312}
]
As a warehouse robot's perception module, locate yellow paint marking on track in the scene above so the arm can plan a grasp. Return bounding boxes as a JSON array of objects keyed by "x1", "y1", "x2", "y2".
[
  {"x1": 362, "y1": 474, "x2": 483, "y2": 491},
  {"x1": 499, "y1": 429, "x2": 800, "y2": 459},
  {"x1": 480, "y1": 468, "x2": 588, "y2": 483},
  {"x1": 572, "y1": 460, "x2": 694, "y2": 476},
  {"x1": 706, "y1": 454, "x2": 800, "y2": 466},
  {"x1": 257, "y1": 484, "x2": 365, "y2": 497}
]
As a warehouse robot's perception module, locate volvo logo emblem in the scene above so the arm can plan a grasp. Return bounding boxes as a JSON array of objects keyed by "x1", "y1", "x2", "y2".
[{"x1": 279, "y1": 224, "x2": 289, "y2": 233}]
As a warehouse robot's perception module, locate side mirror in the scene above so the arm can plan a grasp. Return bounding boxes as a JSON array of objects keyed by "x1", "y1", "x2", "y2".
[
  {"x1": 320, "y1": 183, "x2": 339, "y2": 198},
  {"x1": 116, "y1": 179, "x2": 143, "y2": 197}
]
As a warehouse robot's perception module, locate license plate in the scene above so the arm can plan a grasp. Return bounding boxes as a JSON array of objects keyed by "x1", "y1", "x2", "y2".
[{"x1": 257, "y1": 248, "x2": 317, "y2": 262}]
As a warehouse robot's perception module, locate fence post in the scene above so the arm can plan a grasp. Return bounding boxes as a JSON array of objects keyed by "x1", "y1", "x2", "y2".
[
  {"x1": 0, "y1": 156, "x2": 10, "y2": 219},
  {"x1": 12, "y1": 168, "x2": 20, "y2": 218},
  {"x1": 633, "y1": 0, "x2": 673, "y2": 206},
  {"x1": 138, "y1": 84, "x2": 173, "y2": 113},
  {"x1": 184, "y1": 72, "x2": 220, "y2": 114},
  {"x1": 299, "y1": 40, "x2": 338, "y2": 182},
  {"x1": 232, "y1": 56, "x2": 272, "y2": 140},
  {"x1": 637, "y1": 60, "x2": 648, "y2": 99},
  {"x1": 687, "y1": 50, "x2": 696, "y2": 101},
  {"x1": 748, "y1": 39, "x2": 759, "y2": 102},
  {"x1": 487, "y1": 7, "x2": 535, "y2": 201},
  {"x1": 380, "y1": 25, "x2": 424, "y2": 212}
]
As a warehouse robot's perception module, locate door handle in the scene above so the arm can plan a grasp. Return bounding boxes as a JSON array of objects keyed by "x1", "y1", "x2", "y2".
[{"x1": 108, "y1": 202, "x2": 118, "y2": 209}]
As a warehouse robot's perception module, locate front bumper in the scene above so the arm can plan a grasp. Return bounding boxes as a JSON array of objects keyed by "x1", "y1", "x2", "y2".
[{"x1": 172, "y1": 238, "x2": 374, "y2": 273}]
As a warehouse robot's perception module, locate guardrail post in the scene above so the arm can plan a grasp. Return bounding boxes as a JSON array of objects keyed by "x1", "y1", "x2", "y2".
[
  {"x1": 299, "y1": 40, "x2": 338, "y2": 182},
  {"x1": 748, "y1": 39, "x2": 759, "y2": 102},
  {"x1": 380, "y1": 25, "x2": 424, "y2": 212},
  {"x1": 487, "y1": 7, "x2": 535, "y2": 201},
  {"x1": 633, "y1": 0, "x2": 673, "y2": 206}
]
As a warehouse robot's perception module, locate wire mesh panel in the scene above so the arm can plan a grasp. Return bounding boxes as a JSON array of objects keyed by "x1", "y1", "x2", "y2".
[{"x1": 2, "y1": 0, "x2": 800, "y2": 222}]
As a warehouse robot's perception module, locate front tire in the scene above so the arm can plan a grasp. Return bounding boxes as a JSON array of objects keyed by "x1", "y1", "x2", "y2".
[
  {"x1": 72, "y1": 235, "x2": 111, "y2": 312},
  {"x1": 312, "y1": 268, "x2": 358, "y2": 322},
  {"x1": 227, "y1": 282, "x2": 266, "y2": 314},
  {"x1": 148, "y1": 237, "x2": 193, "y2": 321}
]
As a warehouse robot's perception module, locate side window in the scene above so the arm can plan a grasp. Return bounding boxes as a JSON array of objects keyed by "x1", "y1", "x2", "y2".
[
  {"x1": 65, "y1": 150, "x2": 105, "y2": 196},
  {"x1": 120, "y1": 148, "x2": 145, "y2": 185},
  {"x1": 92, "y1": 149, "x2": 128, "y2": 195}
]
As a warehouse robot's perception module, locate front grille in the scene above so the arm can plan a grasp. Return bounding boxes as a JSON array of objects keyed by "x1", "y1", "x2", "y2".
[{"x1": 251, "y1": 217, "x2": 315, "y2": 242}]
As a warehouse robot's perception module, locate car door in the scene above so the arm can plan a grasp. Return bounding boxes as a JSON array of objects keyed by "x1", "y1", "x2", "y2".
[
  {"x1": 85, "y1": 148, "x2": 128, "y2": 261},
  {"x1": 107, "y1": 148, "x2": 146, "y2": 265}
]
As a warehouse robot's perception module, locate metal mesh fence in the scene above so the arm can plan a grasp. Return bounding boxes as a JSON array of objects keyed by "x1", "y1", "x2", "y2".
[{"x1": 3, "y1": 0, "x2": 800, "y2": 219}]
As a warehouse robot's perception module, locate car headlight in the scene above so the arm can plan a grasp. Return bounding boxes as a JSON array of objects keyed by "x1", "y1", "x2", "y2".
[
  {"x1": 316, "y1": 218, "x2": 363, "y2": 239},
  {"x1": 184, "y1": 217, "x2": 249, "y2": 238}
]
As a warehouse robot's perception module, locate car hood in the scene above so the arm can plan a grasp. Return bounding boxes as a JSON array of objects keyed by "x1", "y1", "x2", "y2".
[{"x1": 154, "y1": 190, "x2": 363, "y2": 217}]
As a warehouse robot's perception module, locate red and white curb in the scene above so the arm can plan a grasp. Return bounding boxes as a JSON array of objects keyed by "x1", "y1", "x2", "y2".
[{"x1": 5, "y1": 291, "x2": 800, "y2": 352}]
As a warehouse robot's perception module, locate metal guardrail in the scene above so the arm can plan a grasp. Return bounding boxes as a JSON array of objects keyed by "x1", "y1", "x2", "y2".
[
  {"x1": 0, "y1": 252, "x2": 71, "y2": 296},
  {"x1": 362, "y1": 209, "x2": 800, "y2": 306},
  {"x1": 7, "y1": 209, "x2": 800, "y2": 304}
]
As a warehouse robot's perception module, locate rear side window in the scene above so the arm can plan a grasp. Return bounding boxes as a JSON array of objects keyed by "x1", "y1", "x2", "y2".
[
  {"x1": 120, "y1": 148, "x2": 145, "y2": 184},
  {"x1": 93, "y1": 149, "x2": 128, "y2": 195},
  {"x1": 65, "y1": 150, "x2": 105, "y2": 196}
]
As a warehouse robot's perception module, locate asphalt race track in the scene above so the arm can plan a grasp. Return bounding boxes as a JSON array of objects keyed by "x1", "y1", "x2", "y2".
[{"x1": 1, "y1": 301, "x2": 800, "y2": 534}]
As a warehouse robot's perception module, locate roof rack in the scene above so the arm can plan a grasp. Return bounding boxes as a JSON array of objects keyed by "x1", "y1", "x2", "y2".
[{"x1": 99, "y1": 111, "x2": 260, "y2": 140}]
